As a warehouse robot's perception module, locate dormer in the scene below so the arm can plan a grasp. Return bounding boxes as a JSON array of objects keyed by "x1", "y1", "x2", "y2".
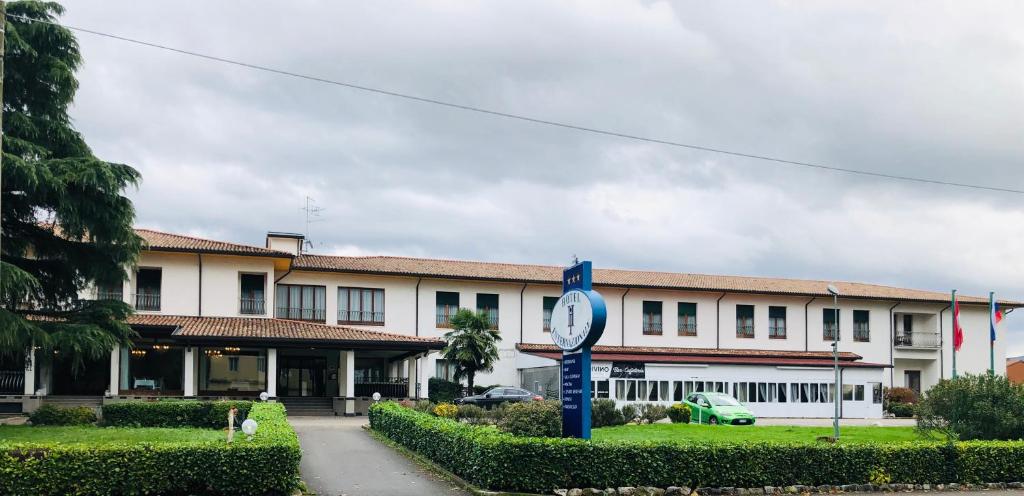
[{"x1": 266, "y1": 232, "x2": 304, "y2": 256}]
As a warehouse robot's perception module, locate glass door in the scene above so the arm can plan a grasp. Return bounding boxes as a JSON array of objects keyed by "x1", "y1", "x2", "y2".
[{"x1": 278, "y1": 357, "x2": 326, "y2": 397}]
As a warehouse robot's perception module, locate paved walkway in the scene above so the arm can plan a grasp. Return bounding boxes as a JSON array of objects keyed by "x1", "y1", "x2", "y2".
[{"x1": 289, "y1": 416, "x2": 468, "y2": 496}]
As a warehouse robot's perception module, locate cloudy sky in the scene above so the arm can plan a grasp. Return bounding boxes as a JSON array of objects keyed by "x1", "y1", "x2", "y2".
[{"x1": 57, "y1": 1, "x2": 1024, "y2": 355}]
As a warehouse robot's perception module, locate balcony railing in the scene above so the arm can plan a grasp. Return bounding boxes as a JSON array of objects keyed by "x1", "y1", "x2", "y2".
[
  {"x1": 736, "y1": 323, "x2": 754, "y2": 338},
  {"x1": 0, "y1": 370, "x2": 24, "y2": 394},
  {"x1": 96, "y1": 290, "x2": 123, "y2": 301},
  {"x1": 643, "y1": 321, "x2": 663, "y2": 335},
  {"x1": 769, "y1": 326, "x2": 787, "y2": 339},
  {"x1": 355, "y1": 377, "x2": 409, "y2": 398},
  {"x1": 853, "y1": 324, "x2": 870, "y2": 342},
  {"x1": 338, "y1": 310, "x2": 384, "y2": 325},
  {"x1": 543, "y1": 316, "x2": 552, "y2": 332},
  {"x1": 482, "y1": 312, "x2": 499, "y2": 329},
  {"x1": 895, "y1": 332, "x2": 941, "y2": 348},
  {"x1": 134, "y1": 293, "x2": 161, "y2": 311},
  {"x1": 678, "y1": 321, "x2": 697, "y2": 336},
  {"x1": 436, "y1": 310, "x2": 456, "y2": 328},
  {"x1": 275, "y1": 307, "x2": 326, "y2": 322},
  {"x1": 823, "y1": 324, "x2": 839, "y2": 341},
  {"x1": 240, "y1": 298, "x2": 265, "y2": 315}
]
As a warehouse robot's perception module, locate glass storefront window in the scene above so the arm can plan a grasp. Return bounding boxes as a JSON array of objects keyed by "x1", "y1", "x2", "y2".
[
  {"x1": 120, "y1": 343, "x2": 184, "y2": 393},
  {"x1": 200, "y1": 347, "x2": 266, "y2": 394}
]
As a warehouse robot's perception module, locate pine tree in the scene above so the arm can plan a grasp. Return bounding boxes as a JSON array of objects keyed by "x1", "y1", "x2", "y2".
[{"x1": 1, "y1": 2, "x2": 142, "y2": 370}]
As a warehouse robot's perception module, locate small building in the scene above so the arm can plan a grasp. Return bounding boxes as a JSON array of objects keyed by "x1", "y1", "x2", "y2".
[{"x1": 1009, "y1": 357, "x2": 1024, "y2": 385}]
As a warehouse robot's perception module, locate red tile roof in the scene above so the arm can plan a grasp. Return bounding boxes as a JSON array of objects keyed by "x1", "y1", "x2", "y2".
[
  {"x1": 136, "y1": 229, "x2": 292, "y2": 258},
  {"x1": 516, "y1": 344, "x2": 887, "y2": 368},
  {"x1": 129, "y1": 314, "x2": 443, "y2": 349},
  {"x1": 293, "y1": 254, "x2": 1016, "y2": 306}
]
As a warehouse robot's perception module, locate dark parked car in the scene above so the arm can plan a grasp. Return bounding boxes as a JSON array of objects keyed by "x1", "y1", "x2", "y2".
[{"x1": 455, "y1": 386, "x2": 542, "y2": 407}]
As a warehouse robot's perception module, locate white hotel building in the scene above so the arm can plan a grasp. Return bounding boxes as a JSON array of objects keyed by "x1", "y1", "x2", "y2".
[{"x1": 0, "y1": 228, "x2": 1016, "y2": 418}]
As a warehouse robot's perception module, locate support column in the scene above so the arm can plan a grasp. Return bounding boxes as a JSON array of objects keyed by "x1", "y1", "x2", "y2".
[
  {"x1": 406, "y1": 355, "x2": 418, "y2": 399},
  {"x1": 23, "y1": 346, "x2": 36, "y2": 395},
  {"x1": 108, "y1": 345, "x2": 120, "y2": 396},
  {"x1": 183, "y1": 347, "x2": 196, "y2": 397},
  {"x1": 339, "y1": 350, "x2": 355, "y2": 415},
  {"x1": 267, "y1": 348, "x2": 278, "y2": 398}
]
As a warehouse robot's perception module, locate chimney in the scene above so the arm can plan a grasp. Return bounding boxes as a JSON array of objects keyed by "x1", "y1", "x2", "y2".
[{"x1": 266, "y1": 232, "x2": 305, "y2": 255}]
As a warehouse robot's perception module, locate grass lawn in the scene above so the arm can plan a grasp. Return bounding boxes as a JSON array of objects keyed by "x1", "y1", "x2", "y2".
[
  {"x1": 0, "y1": 425, "x2": 226, "y2": 445},
  {"x1": 593, "y1": 423, "x2": 926, "y2": 444}
]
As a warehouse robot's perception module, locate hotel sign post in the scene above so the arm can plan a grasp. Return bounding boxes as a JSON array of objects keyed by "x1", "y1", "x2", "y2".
[{"x1": 550, "y1": 261, "x2": 607, "y2": 439}]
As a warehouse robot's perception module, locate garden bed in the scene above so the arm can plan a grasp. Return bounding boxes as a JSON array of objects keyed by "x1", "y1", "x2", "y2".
[
  {"x1": 369, "y1": 402, "x2": 1024, "y2": 494},
  {"x1": 0, "y1": 402, "x2": 300, "y2": 495}
]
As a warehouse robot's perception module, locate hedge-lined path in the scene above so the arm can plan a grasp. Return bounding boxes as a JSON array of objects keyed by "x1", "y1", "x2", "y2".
[{"x1": 289, "y1": 416, "x2": 469, "y2": 496}]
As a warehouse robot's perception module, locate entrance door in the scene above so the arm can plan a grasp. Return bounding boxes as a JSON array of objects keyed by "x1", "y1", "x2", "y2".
[
  {"x1": 50, "y1": 355, "x2": 108, "y2": 395},
  {"x1": 278, "y1": 356, "x2": 326, "y2": 397},
  {"x1": 904, "y1": 370, "x2": 921, "y2": 396}
]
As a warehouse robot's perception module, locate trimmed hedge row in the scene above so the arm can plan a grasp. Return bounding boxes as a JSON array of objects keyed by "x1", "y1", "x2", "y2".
[
  {"x1": 369, "y1": 402, "x2": 1024, "y2": 493},
  {"x1": 28, "y1": 405, "x2": 97, "y2": 426},
  {"x1": 102, "y1": 400, "x2": 252, "y2": 428},
  {"x1": 0, "y1": 402, "x2": 300, "y2": 495}
]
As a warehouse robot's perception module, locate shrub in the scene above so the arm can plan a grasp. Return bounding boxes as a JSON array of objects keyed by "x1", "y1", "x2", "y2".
[
  {"x1": 888, "y1": 403, "x2": 916, "y2": 419},
  {"x1": 916, "y1": 374, "x2": 1024, "y2": 441},
  {"x1": 2, "y1": 402, "x2": 300, "y2": 495},
  {"x1": 498, "y1": 400, "x2": 561, "y2": 437},
  {"x1": 428, "y1": 377, "x2": 462, "y2": 404},
  {"x1": 433, "y1": 402, "x2": 458, "y2": 419},
  {"x1": 101, "y1": 400, "x2": 252, "y2": 428},
  {"x1": 886, "y1": 387, "x2": 919, "y2": 405},
  {"x1": 28, "y1": 405, "x2": 96, "y2": 426},
  {"x1": 591, "y1": 399, "x2": 625, "y2": 428},
  {"x1": 456, "y1": 404, "x2": 488, "y2": 425},
  {"x1": 413, "y1": 399, "x2": 435, "y2": 414},
  {"x1": 667, "y1": 403, "x2": 691, "y2": 423},
  {"x1": 620, "y1": 403, "x2": 638, "y2": 424},
  {"x1": 370, "y1": 402, "x2": 1024, "y2": 493},
  {"x1": 638, "y1": 404, "x2": 668, "y2": 424}
]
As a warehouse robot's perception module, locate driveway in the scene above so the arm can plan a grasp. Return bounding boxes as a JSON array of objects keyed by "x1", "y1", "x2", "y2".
[{"x1": 289, "y1": 416, "x2": 469, "y2": 496}]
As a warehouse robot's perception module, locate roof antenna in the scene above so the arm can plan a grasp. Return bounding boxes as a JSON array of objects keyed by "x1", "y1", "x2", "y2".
[{"x1": 300, "y1": 196, "x2": 325, "y2": 252}]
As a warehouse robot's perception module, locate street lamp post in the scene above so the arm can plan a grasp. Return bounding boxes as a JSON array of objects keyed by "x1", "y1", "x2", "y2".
[{"x1": 827, "y1": 284, "x2": 841, "y2": 441}]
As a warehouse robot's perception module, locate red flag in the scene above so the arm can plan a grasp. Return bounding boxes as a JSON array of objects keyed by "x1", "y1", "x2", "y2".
[{"x1": 953, "y1": 301, "x2": 965, "y2": 351}]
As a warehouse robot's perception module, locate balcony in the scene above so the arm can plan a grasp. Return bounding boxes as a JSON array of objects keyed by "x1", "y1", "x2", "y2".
[
  {"x1": 275, "y1": 307, "x2": 326, "y2": 322},
  {"x1": 643, "y1": 321, "x2": 663, "y2": 335},
  {"x1": 133, "y1": 293, "x2": 161, "y2": 311},
  {"x1": 240, "y1": 298, "x2": 265, "y2": 315},
  {"x1": 0, "y1": 370, "x2": 24, "y2": 394},
  {"x1": 895, "y1": 332, "x2": 941, "y2": 349},
  {"x1": 678, "y1": 322, "x2": 697, "y2": 336},
  {"x1": 355, "y1": 377, "x2": 409, "y2": 398},
  {"x1": 96, "y1": 289, "x2": 123, "y2": 301},
  {"x1": 338, "y1": 310, "x2": 384, "y2": 325}
]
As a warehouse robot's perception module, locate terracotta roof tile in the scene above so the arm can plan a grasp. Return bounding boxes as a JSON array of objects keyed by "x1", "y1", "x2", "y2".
[
  {"x1": 136, "y1": 229, "x2": 292, "y2": 258},
  {"x1": 128, "y1": 314, "x2": 443, "y2": 348},
  {"x1": 293, "y1": 254, "x2": 1015, "y2": 306},
  {"x1": 516, "y1": 344, "x2": 887, "y2": 368}
]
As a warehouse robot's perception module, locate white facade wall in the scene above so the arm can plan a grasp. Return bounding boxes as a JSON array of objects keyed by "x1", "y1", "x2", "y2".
[{"x1": 115, "y1": 249, "x2": 1009, "y2": 402}]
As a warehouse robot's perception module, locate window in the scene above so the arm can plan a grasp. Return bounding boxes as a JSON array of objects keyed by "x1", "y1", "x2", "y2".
[
  {"x1": 823, "y1": 308, "x2": 840, "y2": 340},
  {"x1": 591, "y1": 380, "x2": 610, "y2": 399},
  {"x1": 338, "y1": 287, "x2": 385, "y2": 325},
  {"x1": 135, "y1": 268, "x2": 162, "y2": 311},
  {"x1": 870, "y1": 382, "x2": 882, "y2": 404},
  {"x1": 239, "y1": 273, "x2": 266, "y2": 315},
  {"x1": 673, "y1": 381, "x2": 684, "y2": 401},
  {"x1": 855, "y1": 384, "x2": 865, "y2": 401},
  {"x1": 436, "y1": 292, "x2": 460, "y2": 327},
  {"x1": 678, "y1": 302, "x2": 697, "y2": 336},
  {"x1": 736, "y1": 305, "x2": 754, "y2": 338},
  {"x1": 476, "y1": 293, "x2": 499, "y2": 329},
  {"x1": 199, "y1": 347, "x2": 266, "y2": 394},
  {"x1": 118, "y1": 342, "x2": 184, "y2": 393},
  {"x1": 843, "y1": 384, "x2": 854, "y2": 401},
  {"x1": 543, "y1": 297, "x2": 558, "y2": 332},
  {"x1": 642, "y1": 301, "x2": 663, "y2": 335},
  {"x1": 96, "y1": 280, "x2": 123, "y2": 301},
  {"x1": 228, "y1": 357, "x2": 239, "y2": 372},
  {"x1": 769, "y1": 306, "x2": 787, "y2": 339},
  {"x1": 435, "y1": 359, "x2": 457, "y2": 381},
  {"x1": 275, "y1": 284, "x2": 327, "y2": 321},
  {"x1": 853, "y1": 310, "x2": 870, "y2": 342}
]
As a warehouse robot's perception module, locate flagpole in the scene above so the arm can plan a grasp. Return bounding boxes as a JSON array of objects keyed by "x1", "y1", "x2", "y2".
[
  {"x1": 951, "y1": 289, "x2": 957, "y2": 379},
  {"x1": 989, "y1": 291, "x2": 995, "y2": 375}
]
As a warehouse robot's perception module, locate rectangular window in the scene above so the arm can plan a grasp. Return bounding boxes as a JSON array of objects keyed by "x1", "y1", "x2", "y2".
[
  {"x1": 96, "y1": 280, "x2": 124, "y2": 302},
  {"x1": 678, "y1": 302, "x2": 697, "y2": 336},
  {"x1": 855, "y1": 384, "x2": 865, "y2": 401},
  {"x1": 436, "y1": 291, "x2": 460, "y2": 327},
  {"x1": 615, "y1": 380, "x2": 626, "y2": 400},
  {"x1": 275, "y1": 284, "x2": 327, "y2": 321},
  {"x1": 778, "y1": 383, "x2": 787, "y2": 403},
  {"x1": 543, "y1": 296, "x2": 558, "y2": 332},
  {"x1": 135, "y1": 268, "x2": 162, "y2": 311},
  {"x1": 435, "y1": 359, "x2": 457, "y2": 381},
  {"x1": 823, "y1": 308, "x2": 840, "y2": 340},
  {"x1": 118, "y1": 342, "x2": 184, "y2": 393},
  {"x1": 736, "y1": 305, "x2": 755, "y2": 338},
  {"x1": 595, "y1": 380, "x2": 610, "y2": 399},
  {"x1": 199, "y1": 347, "x2": 266, "y2": 394},
  {"x1": 642, "y1": 301, "x2": 663, "y2": 335},
  {"x1": 228, "y1": 357, "x2": 239, "y2": 372},
  {"x1": 673, "y1": 381, "x2": 683, "y2": 401},
  {"x1": 476, "y1": 294, "x2": 499, "y2": 329},
  {"x1": 843, "y1": 384, "x2": 854, "y2": 401},
  {"x1": 626, "y1": 380, "x2": 637, "y2": 401},
  {"x1": 871, "y1": 383, "x2": 882, "y2": 404},
  {"x1": 337, "y1": 287, "x2": 385, "y2": 325},
  {"x1": 239, "y1": 273, "x2": 266, "y2": 315},
  {"x1": 853, "y1": 310, "x2": 870, "y2": 342},
  {"x1": 769, "y1": 306, "x2": 787, "y2": 339}
]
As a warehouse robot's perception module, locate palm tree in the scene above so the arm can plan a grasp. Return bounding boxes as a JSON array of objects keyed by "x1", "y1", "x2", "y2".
[{"x1": 441, "y1": 308, "x2": 502, "y2": 393}]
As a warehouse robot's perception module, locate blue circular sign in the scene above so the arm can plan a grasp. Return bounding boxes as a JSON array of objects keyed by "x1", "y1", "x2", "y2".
[{"x1": 549, "y1": 289, "x2": 607, "y2": 352}]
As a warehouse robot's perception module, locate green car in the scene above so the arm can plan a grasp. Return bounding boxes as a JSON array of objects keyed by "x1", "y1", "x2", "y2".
[{"x1": 684, "y1": 392, "x2": 756, "y2": 425}]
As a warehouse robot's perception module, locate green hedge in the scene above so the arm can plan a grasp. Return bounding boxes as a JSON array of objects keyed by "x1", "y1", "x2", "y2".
[
  {"x1": 428, "y1": 377, "x2": 461, "y2": 404},
  {"x1": 369, "y1": 402, "x2": 1024, "y2": 493},
  {"x1": 102, "y1": 400, "x2": 252, "y2": 428},
  {"x1": 28, "y1": 405, "x2": 97, "y2": 426},
  {"x1": 0, "y1": 402, "x2": 300, "y2": 495}
]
